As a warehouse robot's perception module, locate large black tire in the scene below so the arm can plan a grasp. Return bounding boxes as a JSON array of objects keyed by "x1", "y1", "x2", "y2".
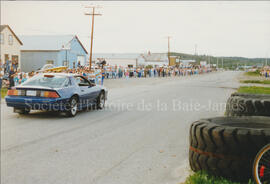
[
  {"x1": 225, "y1": 93, "x2": 270, "y2": 117},
  {"x1": 96, "y1": 91, "x2": 105, "y2": 110},
  {"x1": 189, "y1": 116, "x2": 270, "y2": 182}
]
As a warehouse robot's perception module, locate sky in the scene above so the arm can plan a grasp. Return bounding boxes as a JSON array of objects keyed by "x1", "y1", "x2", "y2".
[{"x1": 1, "y1": 1, "x2": 270, "y2": 58}]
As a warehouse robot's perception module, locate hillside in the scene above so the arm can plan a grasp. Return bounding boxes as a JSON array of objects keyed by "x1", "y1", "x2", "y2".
[{"x1": 170, "y1": 52, "x2": 268, "y2": 69}]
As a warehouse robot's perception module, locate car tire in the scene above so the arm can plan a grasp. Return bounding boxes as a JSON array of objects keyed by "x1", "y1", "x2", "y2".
[
  {"x1": 225, "y1": 93, "x2": 270, "y2": 117},
  {"x1": 14, "y1": 108, "x2": 30, "y2": 114},
  {"x1": 66, "y1": 96, "x2": 78, "y2": 117},
  {"x1": 96, "y1": 91, "x2": 105, "y2": 110},
  {"x1": 189, "y1": 116, "x2": 270, "y2": 182}
]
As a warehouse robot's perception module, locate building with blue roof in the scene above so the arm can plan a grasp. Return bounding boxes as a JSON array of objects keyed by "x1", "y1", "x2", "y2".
[{"x1": 20, "y1": 35, "x2": 88, "y2": 72}]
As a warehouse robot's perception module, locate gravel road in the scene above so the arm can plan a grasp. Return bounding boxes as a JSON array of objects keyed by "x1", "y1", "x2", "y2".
[{"x1": 1, "y1": 71, "x2": 241, "y2": 184}]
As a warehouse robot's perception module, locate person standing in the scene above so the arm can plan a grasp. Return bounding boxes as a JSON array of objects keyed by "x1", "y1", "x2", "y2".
[
  {"x1": 125, "y1": 69, "x2": 129, "y2": 79},
  {"x1": 9, "y1": 67, "x2": 15, "y2": 87},
  {"x1": 12, "y1": 60, "x2": 17, "y2": 72},
  {"x1": 89, "y1": 70, "x2": 96, "y2": 84},
  {"x1": 0, "y1": 59, "x2": 3, "y2": 70},
  {"x1": 101, "y1": 69, "x2": 105, "y2": 85},
  {"x1": 14, "y1": 73, "x2": 19, "y2": 86},
  {"x1": 21, "y1": 73, "x2": 28, "y2": 84},
  {"x1": 5, "y1": 58, "x2": 10, "y2": 74},
  {"x1": 0, "y1": 68, "x2": 3, "y2": 89}
]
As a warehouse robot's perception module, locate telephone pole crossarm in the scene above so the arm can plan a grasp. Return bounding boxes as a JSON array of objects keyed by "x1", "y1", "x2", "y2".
[{"x1": 85, "y1": 13, "x2": 102, "y2": 16}]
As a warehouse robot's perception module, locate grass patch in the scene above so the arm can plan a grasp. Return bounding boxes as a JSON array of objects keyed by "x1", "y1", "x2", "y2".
[
  {"x1": 1, "y1": 88, "x2": 7, "y2": 98},
  {"x1": 240, "y1": 80, "x2": 270, "y2": 85},
  {"x1": 244, "y1": 70, "x2": 261, "y2": 77},
  {"x1": 185, "y1": 171, "x2": 254, "y2": 184},
  {"x1": 238, "y1": 86, "x2": 270, "y2": 94}
]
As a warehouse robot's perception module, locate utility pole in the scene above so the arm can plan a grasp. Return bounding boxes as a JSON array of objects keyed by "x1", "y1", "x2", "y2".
[
  {"x1": 194, "y1": 44, "x2": 197, "y2": 55},
  {"x1": 85, "y1": 6, "x2": 102, "y2": 71},
  {"x1": 222, "y1": 57, "x2": 224, "y2": 68},
  {"x1": 167, "y1": 36, "x2": 171, "y2": 65},
  {"x1": 217, "y1": 57, "x2": 219, "y2": 69}
]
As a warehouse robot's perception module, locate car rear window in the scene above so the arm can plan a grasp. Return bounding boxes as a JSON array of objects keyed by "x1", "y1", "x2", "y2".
[{"x1": 22, "y1": 74, "x2": 69, "y2": 88}]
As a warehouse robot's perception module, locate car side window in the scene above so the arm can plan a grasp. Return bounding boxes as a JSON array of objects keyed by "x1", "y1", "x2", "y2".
[
  {"x1": 75, "y1": 77, "x2": 81, "y2": 85},
  {"x1": 63, "y1": 78, "x2": 71, "y2": 87},
  {"x1": 75, "y1": 76, "x2": 90, "y2": 87}
]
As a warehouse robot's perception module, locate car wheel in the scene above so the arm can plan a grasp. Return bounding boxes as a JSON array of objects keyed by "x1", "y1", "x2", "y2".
[
  {"x1": 66, "y1": 96, "x2": 78, "y2": 117},
  {"x1": 14, "y1": 108, "x2": 30, "y2": 114},
  {"x1": 97, "y1": 91, "x2": 105, "y2": 109}
]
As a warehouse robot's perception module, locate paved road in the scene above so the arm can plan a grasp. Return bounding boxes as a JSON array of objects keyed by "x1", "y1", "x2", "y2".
[{"x1": 1, "y1": 71, "x2": 241, "y2": 184}]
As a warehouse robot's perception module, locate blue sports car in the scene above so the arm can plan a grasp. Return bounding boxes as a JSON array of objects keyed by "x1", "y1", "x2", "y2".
[{"x1": 5, "y1": 73, "x2": 108, "y2": 117}]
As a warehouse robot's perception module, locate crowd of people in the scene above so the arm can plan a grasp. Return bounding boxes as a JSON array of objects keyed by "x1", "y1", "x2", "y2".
[
  {"x1": 0, "y1": 59, "x2": 22, "y2": 89},
  {"x1": 77, "y1": 65, "x2": 213, "y2": 85},
  {"x1": 261, "y1": 67, "x2": 270, "y2": 78},
  {"x1": 101, "y1": 65, "x2": 213, "y2": 79},
  {"x1": 0, "y1": 58, "x2": 214, "y2": 89}
]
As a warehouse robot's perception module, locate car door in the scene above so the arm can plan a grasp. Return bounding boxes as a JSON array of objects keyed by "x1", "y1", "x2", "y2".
[
  {"x1": 84, "y1": 80, "x2": 101, "y2": 105},
  {"x1": 87, "y1": 83, "x2": 101, "y2": 104},
  {"x1": 75, "y1": 76, "x2": 100, "y2": 106},
  {"x1": 74, "y1": 76, "x2": 91, "y2": 107}
]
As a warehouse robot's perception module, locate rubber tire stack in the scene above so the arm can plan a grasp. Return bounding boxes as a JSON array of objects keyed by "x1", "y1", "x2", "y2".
[
  {"x1": 189, "y1": 116, "x2": 270, "y2": 181},
  {"x1": 226, "y1": 93, "x2": 270, "y2": 117},
  {"x1": 189, "y1": 92, "x2": 270, "y2": 182}
]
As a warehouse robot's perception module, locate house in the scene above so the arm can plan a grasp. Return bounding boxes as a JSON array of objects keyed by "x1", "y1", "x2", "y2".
[
  {"x1": 93, "y1": 53, "x2": 140, "y2": 68},
  {"x1": 180, "y1": 60, "x2": 196, "y2": 67},
  {"x1": 92, "y1": 52, "x2": 170, "y2": 68},
  {"x1": 20, "y1": 35, "x2": 88, "y2": 72},
  {"x1": 0, "y1": 25, "x2": 23, "y2": 69},
  {"x1": 138, "y1": 52, "x2": 169, "y2": 67}
]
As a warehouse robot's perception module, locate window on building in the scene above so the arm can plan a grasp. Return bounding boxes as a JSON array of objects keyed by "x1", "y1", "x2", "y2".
[
  {"x1": 46, "y1": 60, "x2": 54, "y2": 65},
  {"x1": 8, "y1": 35, "x2": 13, "y2": 45},
  {"x1": 0, "y1": 33, "x2": 4, "y2": 44}
]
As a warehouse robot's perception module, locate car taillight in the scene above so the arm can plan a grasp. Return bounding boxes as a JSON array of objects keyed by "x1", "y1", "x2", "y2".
[
  {"x1": 7, "y1": 89, "x2": 25, "y2": 96},
  {"x1": 7, "y1": 89, "x2": 18, "y2": 96},
  {"x1": 40, "y1": 91, "x2": 60, "y2": 98}
]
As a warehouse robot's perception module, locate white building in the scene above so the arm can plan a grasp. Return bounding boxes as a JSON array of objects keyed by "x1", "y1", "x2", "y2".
[
  {"x1": 93, "y1": 53, "x2": 139, "y2": 68},
  {"x1": 138, "y1": 52, "x2": 169, "y2": 67},
  {"x1": 180, "y1": 59, "x2": 196, "y2": 67},
  {"x1": 0, "y1": 25, "x2": 23, "y2": 68},
  {"x1": 92, "y1": 52, "x2": 169, "y2": 68}
]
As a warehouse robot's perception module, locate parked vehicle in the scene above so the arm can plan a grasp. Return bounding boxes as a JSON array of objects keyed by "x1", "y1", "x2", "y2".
[
  {"x1": 39, "y1": 64, "x2": 68, "y2": 73},
  {"x1": 253, "y1": 144, "x2": 270, "y2": 184},
  {"x1": 5, "y1": 73, "x2": 108, "y2": 117}
]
